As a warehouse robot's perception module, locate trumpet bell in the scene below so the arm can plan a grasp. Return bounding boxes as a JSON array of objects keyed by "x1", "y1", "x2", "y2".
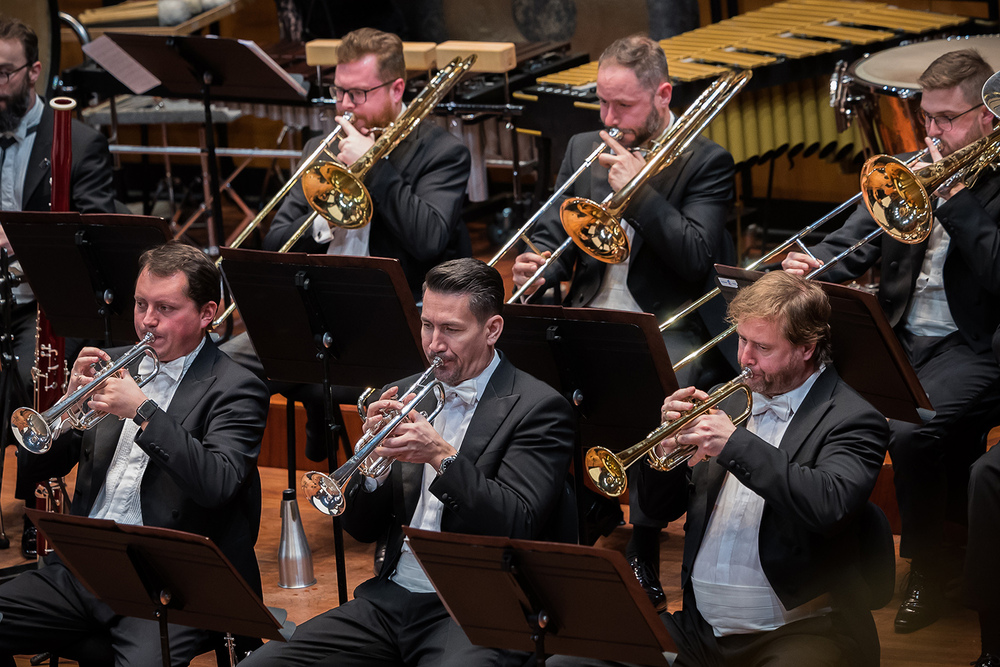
[
  {"x1": 11, "y1": 407, "x2": 52, "y2": 454},
  {"x1": 301, "y1": 471, "x2": 346, "y2": 516},
  {"x1": 560, "y1": 197, "x2": 630, "y2": 263},
  {"x1": 860, "y1": 155, "x2": 932, "y2": 245},
  {"x1": 301, "y1": 161, "x2": 372, "y2": 230},
  {"x1": 584, "y1": 446, "x2": 628, "y2": 498}
]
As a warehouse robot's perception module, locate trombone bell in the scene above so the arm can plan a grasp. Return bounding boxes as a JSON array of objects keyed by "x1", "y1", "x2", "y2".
[
  {"x1": 860, "y1": 155, "x2": 932, "y2": 245},
  {"x1": 301, "y1": 162, "x2": 373, "y2": 230},
  {"x1": 560, "y1": 198, "x2": 631, "y2": 264}
]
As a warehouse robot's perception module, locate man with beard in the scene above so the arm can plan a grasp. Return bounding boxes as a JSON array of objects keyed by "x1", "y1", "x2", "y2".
[
  {"x1": 238, "y1": 258, "x2": 576, "y2": 667},
  {"x1": 783, "y1": 49, "x2": 1000, "y2": 636},
  {"x1": 0, "y1": 15, "x2": 115, "y2": 557},
  {"x1": 221, "y1": 27, "x2": 471, "y2": 461},
  {"x1": 510, "y1": 34, "x2": 737, "y2": 609},
  {"x1": 588, "y1": 270, "x2": 889, "y2": 667}
]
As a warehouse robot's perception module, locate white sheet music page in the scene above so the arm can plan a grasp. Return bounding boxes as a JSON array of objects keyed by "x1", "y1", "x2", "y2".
[{"x1": 82, "y1": 35, "x2": 161, "y2": 95}]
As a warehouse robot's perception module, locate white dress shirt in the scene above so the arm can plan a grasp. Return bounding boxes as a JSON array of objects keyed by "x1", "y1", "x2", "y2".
[
  {"x1": 88, "y1": 338, "x2": 206, "y2": 524},
  {"x1": 390, "y1": 350, "x2": 501, "y2": 593},
  {"x1": 691, "y1": 366, "x2": 832, "y2": 636},
  {"x1": 904, "y1": 209, "x2": 957, "y2": 338}
]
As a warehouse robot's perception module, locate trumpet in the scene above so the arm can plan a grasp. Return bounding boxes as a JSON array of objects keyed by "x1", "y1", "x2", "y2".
[
  {"x1": 585, "y1": 367, "x2": 753, "y2": 499},
  {"x1": 301, "y1": 358, "x2": 446, "y2": 516},
  {"x1": 12, "y1": 333, "x2": 160, "y2": 454},
  {"x1": 510, "y1": 69, "x2": 752, "y2": 304}
]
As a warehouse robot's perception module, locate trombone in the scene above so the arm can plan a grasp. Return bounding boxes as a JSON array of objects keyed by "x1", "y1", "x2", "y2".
[
  {"x1": 11, "y1": 333, "x2": 160, "y2": 454},
  {"x1": 671, "y1": 83, "x2": 1000, "y2": 372},
  {"x1": 300, "y1": 358, "x2": 446, "y2": 517},
  {"x1": 212, "y1": 55, "x2": 478, "y2": 328},
  {"x1": 487, "y1": 127, "x2": 624, "y2": 267},
  {"x1": 585, "y1": 367, "x2": 753, "y2": 499},
  {"x1": 510, "y1": 69, "x2": 752, "y2": 304}
]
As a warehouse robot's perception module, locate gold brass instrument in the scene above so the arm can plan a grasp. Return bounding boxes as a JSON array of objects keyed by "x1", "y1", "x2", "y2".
[
  {"x1": 585, "y1": 367, "x2": 754, "y2": 499},
  {"x1": 657, "y1": 139, "x2": 941, "y2": 335},
  {"x1": 301, "y1": 358, "x2": 446, "y2": 516},
  {"x1": 510, "y1": 69, "x2": 752, "y2": 303},
  {"x1": 300, "y1": 54, "x2": 478, "y2": 231},
  {"x1": 12, "y1": 333, "x2": 160, "y2": 454},
  {"x1": 487, "y1": 128, "x2": 624, "y2": 268},
  {"x1": 210, "y1": 112, "x2": 355, "y2": 328}
]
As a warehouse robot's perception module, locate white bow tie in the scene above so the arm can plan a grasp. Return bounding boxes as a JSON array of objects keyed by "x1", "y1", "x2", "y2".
[
  {"x1": 751, "y1": 393, "x2": 793, "y2": 422},
  {"x1": 444, "y1": 380, "x2": 478, "y2": 406}
]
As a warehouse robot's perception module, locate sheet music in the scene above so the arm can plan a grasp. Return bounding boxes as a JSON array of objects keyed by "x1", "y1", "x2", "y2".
[
  {"x1": 238, "y1": 39, "x2": 309, "y2": 98},
  {"x1": 82, "y1": 35, "x2": 161, "y2": 95}
]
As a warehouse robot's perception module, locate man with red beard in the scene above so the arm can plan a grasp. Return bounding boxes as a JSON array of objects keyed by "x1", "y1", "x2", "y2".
[
  {"x1": 0, "y1": 15, "x2": 115, "y2": 557},
  {"x1": 783, "y1": 49, "x2": 1000, "y2": 636}
]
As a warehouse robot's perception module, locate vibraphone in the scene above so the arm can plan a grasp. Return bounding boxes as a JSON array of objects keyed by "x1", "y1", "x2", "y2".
[{"x1": 518, "y1": 0, "x2": 973, "y2": 168}]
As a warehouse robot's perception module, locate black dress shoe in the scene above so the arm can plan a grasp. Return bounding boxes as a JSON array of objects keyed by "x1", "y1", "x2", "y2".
[
  {"x1": 894, "y1": 568, "x2": 942, "y2": 633},
  {"x1": 972, "y1": 652, "x2": 1000, "y2": 667},
  {"x1": 20, "y1": 523, "x2": 37, "y2": 560},
  {"x1": 628, "y1": 555, "x2": 667, "y2": 612}
]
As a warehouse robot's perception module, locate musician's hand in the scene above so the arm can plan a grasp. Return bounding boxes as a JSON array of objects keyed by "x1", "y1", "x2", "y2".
[
  {"x1": 336, "y1": 115, "x2": 375, "y2": 167},
  {"x1": 654, "y1": 386, "x2": 707, "y2": 458},
  {"x1": 674, "y1": 409, "x2": 736, "y2": 467},
  {"x1": 363, "y1": 387, "x2": 415, "y2": 433},
  {"x1": 374, "y1": 410, "x2": 457, "y2": 470},
  {"x1": 925, "y1": 136, "x2": 964, "y2": 200},
  {"x1": 597, "y1": 129, "x2": 647, "y2": 192},
  {"x1": 65, "y1": 347, "x2": 112, "y2": 397},
  {"x1": 0, "y1": 224, "x2": 11, "y2": 258},
  {"x1": 511, "y1": 251, "x2": 550, "y2": 294},
  {"x1": 782, "y1": 251, "x2": 823, "y2": 276},
  {"x1": 86, "y1": 372, "x2": 147, "y2": 423}
]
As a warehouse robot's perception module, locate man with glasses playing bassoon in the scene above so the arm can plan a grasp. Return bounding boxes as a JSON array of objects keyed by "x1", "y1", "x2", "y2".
[{"x1": 783, "y1": 49, "x2": 1000, "y2": 641}]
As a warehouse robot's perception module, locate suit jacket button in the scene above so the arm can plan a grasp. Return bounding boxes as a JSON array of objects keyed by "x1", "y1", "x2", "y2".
[
  {"x1": 889, "y1": 261, "x2": 898, "y2": 269},
  {"x1": 441, "y1": 493, "x2": 450, "y2": 502}
]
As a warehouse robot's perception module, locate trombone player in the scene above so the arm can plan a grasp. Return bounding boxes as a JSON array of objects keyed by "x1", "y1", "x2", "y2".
[
  {"x1": 511, "y1": 34, "x2": 737, "y2": 609},
  {"x1": 0, "y1": 242, "x2": 269, "y2": 666},
  {"x1": 783, "y1": 49, "x2": 1000, "y2": 636}
]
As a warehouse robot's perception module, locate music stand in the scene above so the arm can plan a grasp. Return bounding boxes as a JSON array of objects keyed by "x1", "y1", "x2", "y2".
[
  {"x1": 81, "y1": 33, "x2": 309, "y2": 250},
  {"x1": 28, "y1": 509, "x2": 285, "y2": 667},
  {"x1": 713, "y1": 265, "x2": 934, "y2": 423},
  {"x1": 219, "y1": 248, "x2": 427, "y2": 603},
  {"x1": 404, "y1": 527, "x2": 677, "y2": 666},
  {"x1": 0, "y1": 211, "x2": 171, "y2": 346}
]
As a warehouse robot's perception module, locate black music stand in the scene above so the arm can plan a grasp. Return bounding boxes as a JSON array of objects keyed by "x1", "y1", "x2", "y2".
[
  {"x1": 713, "y1": 265, "x2": 934, "y2": 423},
  {"x1": 0, "y1": 212, "x2": 171, "y2": 346},
  {"x1": 81, "y1": 33, "x2": 308, "y2": 250},
  {"x1": 219, "y1": 248, "x2": 428, "y2": 603},
  {"x1": 405, "y1": 527, "x2": 677, "y2": 666},
  {"x1": 28, "y1": 509, "x2": 286, "y2": 667},
  {"x1": 497, "y1": 304, "x2": 677, "y2": 541}
]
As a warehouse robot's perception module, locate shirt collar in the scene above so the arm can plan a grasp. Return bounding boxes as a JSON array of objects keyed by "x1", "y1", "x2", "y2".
[
  {"x1": 751, "y1": 364, "x2": 825, "y2": 421},
  {"x1": 10, "y1": 95, "x2": 43, "y2": 144},
  {"x1": 139, "y1": 336, "x2": 206, "y2": 383},
  {"x1": 441, "y1": 349, "x2": 501, "y2": 405}
]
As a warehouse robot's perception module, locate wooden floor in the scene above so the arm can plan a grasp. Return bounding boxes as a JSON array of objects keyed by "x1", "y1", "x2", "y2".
[{"x1": 0, "y1": 446, "x2": 981, "y2": 666}]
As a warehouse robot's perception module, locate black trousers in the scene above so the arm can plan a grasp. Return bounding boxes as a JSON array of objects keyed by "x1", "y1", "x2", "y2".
[
  {"x1": 967, "y1": 444, "x2": 1000, "y2": 611},
  {"x1": 240, "y1": 577, "x2": 525, "y2": 667},
  {"x1": 890, "y1": 332, "x2": 1000, "y2": 568},
  {"x1": 0, "y1": 556, "x2": 210, "y2": 666}
]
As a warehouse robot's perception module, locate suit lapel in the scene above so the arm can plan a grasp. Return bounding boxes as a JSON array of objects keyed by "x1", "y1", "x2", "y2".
[
  {"x1": 23, "y1": 105, "x2": 53, "y2": 209},
  {"x1": 777, "y1": 367, "x2": 838, "y2": 462},
  {"x1": 398, "y1": 461, "x2": 424, "y2": 523},
  {"x1": 164, "y1": 342, "x2": 218, "y2": 426},
  {"x1": 457, "y1": 356, "x2": 518, "y2": 466}
]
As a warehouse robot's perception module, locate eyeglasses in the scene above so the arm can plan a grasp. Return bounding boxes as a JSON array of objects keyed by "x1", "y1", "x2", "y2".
[
  {"x1": 919, "y1": 104, "x2": 984, "y2": 131},
  {"x1": 329, "y1": 80, "x2": 394, "y2": 105},
  {"x1": 0, "y1": 63, "x2": 29, "y2": 85}
]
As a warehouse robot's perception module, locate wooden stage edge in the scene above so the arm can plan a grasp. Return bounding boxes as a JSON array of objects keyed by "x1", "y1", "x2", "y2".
[{"x1": 1, "y1": 445, "x2": 984, "y2": 667}]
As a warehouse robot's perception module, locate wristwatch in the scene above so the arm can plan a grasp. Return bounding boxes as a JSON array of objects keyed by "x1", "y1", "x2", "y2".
[
  {"x1": 133, "y1": 399, "x2": 158, "y2": 427},
  {"x1": 437, "y1": 455, "x2": 458, "y2": 476}
]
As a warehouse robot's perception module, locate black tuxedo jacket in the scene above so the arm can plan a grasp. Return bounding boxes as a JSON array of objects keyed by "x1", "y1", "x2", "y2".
[
  {"x1": 264, "y1": 121, "x2": 472, "y2": 299},
  {"x1": 810, "y1": 165, "x2": 1000, "y2": 356},
  {"x1": 529, "y1": 130, "x2": 735, "y2": 327},
  {"x1": 640, "y1": 367, "x2": 890, "y2": 612},
  {"x1": 341, "y1": 354, "x2": 577, "y2": 578},
  {"x1": 21, "y1": 341, "x2": 270, "y2": 593},
  {"x1": 22, "y1": 103, "x2": 115, "y2": 214}
]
